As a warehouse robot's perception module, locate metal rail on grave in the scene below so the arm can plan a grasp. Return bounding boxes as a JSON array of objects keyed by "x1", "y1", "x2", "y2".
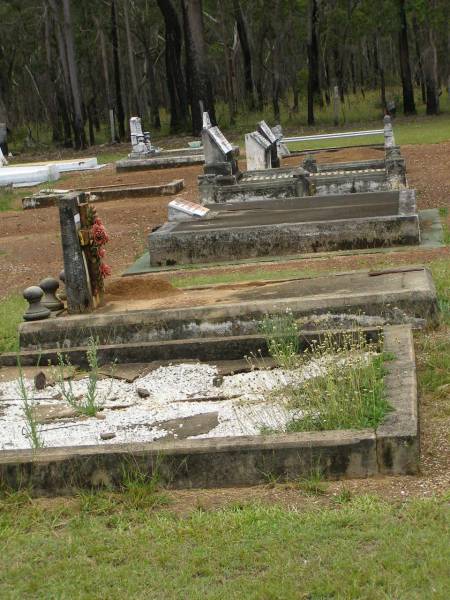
[{"x1": 281, "y1": 128, "x2": 386, "y2": 155}]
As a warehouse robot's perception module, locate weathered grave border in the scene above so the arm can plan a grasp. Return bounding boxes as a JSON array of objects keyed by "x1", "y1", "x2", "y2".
[
  {"x1": 22, "y1": 179, "x2": 185, "y2": 209},
  {"x1": 0, "y1": 325, "x2": 418, "y2": 495}
]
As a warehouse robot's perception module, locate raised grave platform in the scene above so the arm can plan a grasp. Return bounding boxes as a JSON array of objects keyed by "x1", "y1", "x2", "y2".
[
  {"x1": 149, "y1": 189, "x2": 419, "y2": 266},
  {"x1": 12, "y1": 267, "x2": 437, "y2": 361}
]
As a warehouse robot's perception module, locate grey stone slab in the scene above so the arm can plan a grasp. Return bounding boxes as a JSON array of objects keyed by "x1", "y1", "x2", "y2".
[{"x1": 15, "y1": 268, "x2": 438, "y2": 354}]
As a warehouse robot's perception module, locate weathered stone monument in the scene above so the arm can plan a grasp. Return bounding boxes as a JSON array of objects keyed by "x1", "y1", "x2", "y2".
[
  {"x1": 245, "y1": 131, "x2": 272, "y2": 171},
  {"x1": 148, "y1": 188, "x2": 421, "y2": 266},
  {"x1": 257, "y1": 121, "x2": 281, "y2": 167},
  {"x1": 198, "y1": 116, "x2": 307, "y2": 204},
  {"x1": 58, "y1": 193, "x2": 111, "y2": 313},
  {"x1": 129, "y1": 117, "x2": 156, "y2": 159}
]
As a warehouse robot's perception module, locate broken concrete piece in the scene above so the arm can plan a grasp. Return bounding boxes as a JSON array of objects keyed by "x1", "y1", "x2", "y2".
[{"x1": 155, "y1": 412, "x2": 219, "y2": 440}]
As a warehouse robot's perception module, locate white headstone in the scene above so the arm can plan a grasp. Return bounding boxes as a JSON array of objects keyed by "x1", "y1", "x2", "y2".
[
  {"x1": 129, "y1": 116, "x2": 154, "y2": 158},
  {"x1": 0, "y1": 146, "x2": 7, "y2": 167},
  {"x1": 202, "y1": 112, "x2": 212, "y2": 129},
  {"x1": 245, "y1": 132, "x2": 272, "y2": 171}
]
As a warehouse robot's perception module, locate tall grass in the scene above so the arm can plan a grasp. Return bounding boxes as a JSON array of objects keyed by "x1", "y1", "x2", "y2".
[
  {"x1": 261, "y1": 317, "x2": 392, "y2": 432},
  {"x1": 54, "y1": 337, "x2": 105, "y2": 417},
  {"x1": 16, "y1": 365, "x2": 44, "y2": 450}
]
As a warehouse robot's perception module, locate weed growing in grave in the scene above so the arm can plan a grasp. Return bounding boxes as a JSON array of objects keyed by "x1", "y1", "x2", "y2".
[
  {"x1": 260, "y1": 311, "x2": 301, "y2": 370},
  {"x1": 17, "y1": 365, "x2": 44, "y2": 450},
  {"x1": 297, "y1": 466, "x2": 328, "y2": 496},
  {"x1": 261, "y1": 317, "x2": 393, "y2": 432},
  {"x1": 54, "y1": 337, "x2": 108, "y2": 417}
]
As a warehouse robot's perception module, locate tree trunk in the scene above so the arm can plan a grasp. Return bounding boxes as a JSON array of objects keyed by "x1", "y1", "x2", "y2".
[
  {"x1": 181, "y1": 0, "x2": 216, "y2": 135},
  {"x1": 398, "y1": 0, "x2": 416, "y2": 115},
  {"x1": 232, "y1": 0, "x2": 255, "y2": 111},
  {"x1": 374, "y1": 36, "x2": 386, "y2": 110},
  {"x1": 111, "y1": 0, "x2": 125, "y2": 141},
  {"x1": 424, "y1": 27, "x2": 439, "y2": 115},
  {"x1": 61, "y1": 0, "x2": 86, "y2": 149},
  {"x1": 123, "y1": 0, "x2": 144, "y2": 118},
  {"x1": 412, "y1": 15, "x2": 426, "y2": 104},
  {"x1": 307, "y1": 0, "x2": 320, "y2": 125},
  {"x1": 156, "y1": 0, "x2": 189, "y2": 132}
]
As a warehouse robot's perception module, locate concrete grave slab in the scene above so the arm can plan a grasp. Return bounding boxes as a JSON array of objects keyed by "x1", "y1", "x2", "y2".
[
  {"x1": 149, "y1": 189, "x2": 420, "y2": 266},
  {"x1": 12, "y1": 267, "x2": 438, "y2": 358}
]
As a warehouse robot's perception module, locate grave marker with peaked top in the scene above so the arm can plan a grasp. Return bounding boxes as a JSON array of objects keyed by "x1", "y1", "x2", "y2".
[{"x1": 257, "y1": 121, "x2": 280, "y2": 168}]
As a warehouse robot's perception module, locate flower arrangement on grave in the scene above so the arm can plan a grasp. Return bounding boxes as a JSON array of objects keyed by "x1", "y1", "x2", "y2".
[{"x1": 86, "y1": 205, "x2": 111, "y2": 296}]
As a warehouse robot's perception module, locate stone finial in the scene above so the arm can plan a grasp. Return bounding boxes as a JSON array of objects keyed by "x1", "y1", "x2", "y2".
[
  {"x1": 23, "y1": 286, "x2": 51, "y2": 321},
  {"x1": 39, "y1": 277, "x2": 64, "y2": 311},
  {"x1": 59, "y1": 270, "x2": 65, "y2": 283}
]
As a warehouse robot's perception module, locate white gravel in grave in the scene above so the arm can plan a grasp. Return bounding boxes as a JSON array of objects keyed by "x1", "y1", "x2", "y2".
[{"x1": 0, "y1": 357, "x2": 357, "y2": 451}]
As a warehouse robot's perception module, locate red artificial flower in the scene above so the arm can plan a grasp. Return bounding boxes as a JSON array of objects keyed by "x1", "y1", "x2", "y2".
[
  {"x1": 92, "y1": 221, "x2": 109, "y2": 246},
  {"x1": 98, "y1": 247, "x2": 106, "y2": 258},
  {"x1": 100, "y1": 263, "x2": 112, "y2": 278}
]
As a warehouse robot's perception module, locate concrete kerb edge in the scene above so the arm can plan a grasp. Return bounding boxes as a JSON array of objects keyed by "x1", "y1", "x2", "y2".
[{"x1": 0, "y1": 325, "x2": 419, "y2": 495}]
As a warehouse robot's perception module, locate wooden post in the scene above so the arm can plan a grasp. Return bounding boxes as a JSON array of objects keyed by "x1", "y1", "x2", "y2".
[{"x1": 58, "y1": 192, "x2": 94, "y2": 313}]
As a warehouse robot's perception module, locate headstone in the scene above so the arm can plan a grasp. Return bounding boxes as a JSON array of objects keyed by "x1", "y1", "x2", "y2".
[
  {"x1": 0, "y1": 146, "x2": 7, "y2": 167},
  {"x1": 58, "y1": 193, "x2": 94, "y2": 314},
  {"x1": 129, "y1": 117, "x2": 155, "y2": 159},
  {"x1": 168, "y1": 198, "x2": 210, "y2": 222},
  {"x1": 271, "y1": 124, "x2": 290, "y2": 157},
  {"x1": 202, "y1": 126, "x2": 234, "y2": 164},
  {"x1": 245, "y1": 131, "x2": 272, "y2": 171},
  {"x1": 202, "y1": 112, "x2": 212, "y2": 129},
  {"x1": 257, "y1": 121, "x2": 280, "y2": 168},
  {"x1": 23, "y1": 286, "x2": 51, "y2": 321},
  {"x1": 39, "y1": 277, "x2": 64, "y2": 311}
]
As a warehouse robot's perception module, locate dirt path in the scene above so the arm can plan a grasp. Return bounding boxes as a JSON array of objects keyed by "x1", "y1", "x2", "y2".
[{"x1": 0, "y1": 142, "x2": 448, "y2": 299}]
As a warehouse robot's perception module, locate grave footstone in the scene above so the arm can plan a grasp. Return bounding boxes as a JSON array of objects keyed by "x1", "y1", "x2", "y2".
[
  {"x1": 39, "y1": 277, "x2": 64, "y2": 311},
  {"x1": 23, "y1": 286, "x2": 51, "y2": 321}
]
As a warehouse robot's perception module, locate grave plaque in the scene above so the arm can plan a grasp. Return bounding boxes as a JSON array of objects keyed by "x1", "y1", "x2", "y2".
[{"x1": 257, "y1": 121, "x2": 277, "y2": 144}]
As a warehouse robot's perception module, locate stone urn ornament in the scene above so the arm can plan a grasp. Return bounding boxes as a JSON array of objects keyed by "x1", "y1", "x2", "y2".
[
  {"x1": 39, "y1": 277, "x2": 64, "y2": 311},
  {"x1": 23, "y1": 286, "x2": 51, "y2": 321}
]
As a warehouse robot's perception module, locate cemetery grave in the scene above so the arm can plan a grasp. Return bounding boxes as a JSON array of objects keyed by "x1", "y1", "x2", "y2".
[
  {"x1": 146, "y1": 115, "x2": 423, "y2": 267},
  {"x1": 22, "y1": 179, "x2": 184, "y2": 209},
  {"x1": 0, "y1": 122, "x2": 445, "y2": 496},
  {"x1": 0, "y1": 324, "x2": 419, "y2": 493},
  {"x1": 115, "y1": 116, "x2": 238, "y2": 172}
]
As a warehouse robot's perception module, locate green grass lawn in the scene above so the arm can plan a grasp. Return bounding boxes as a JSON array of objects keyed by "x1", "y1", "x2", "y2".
[
  {"x1": 0, "y1": 295, "x2": 26, "y2": 353},
  {"x1": 0, "y1": 492, "x2": 448, "y2": 599}
]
